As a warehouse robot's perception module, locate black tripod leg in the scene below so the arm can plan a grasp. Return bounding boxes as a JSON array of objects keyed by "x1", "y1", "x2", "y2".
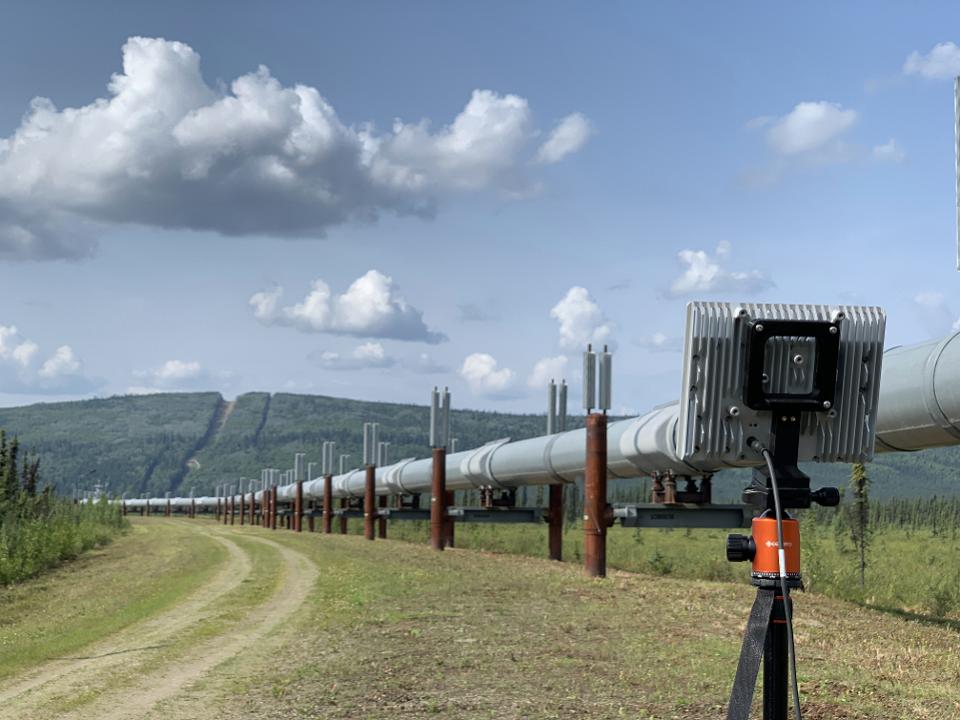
[
  {"x1": 727, "y1": 588, "x2": 776, "y2": 720},
  {"x1": 763, "y1": 593, "x2": 789, "y2": 720}
]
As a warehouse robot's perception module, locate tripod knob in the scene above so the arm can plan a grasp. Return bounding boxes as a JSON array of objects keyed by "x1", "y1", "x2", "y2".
[
  {"x1": 726, "y1": 534, "x2": 755, "y2": 563},
  {"x1": 812, "y1": 487, "x2": 840, "y2": 507}
]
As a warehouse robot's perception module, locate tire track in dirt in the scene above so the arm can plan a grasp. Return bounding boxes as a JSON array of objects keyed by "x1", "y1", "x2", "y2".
[
  {"x1": 0, "y1": 524, "x2": 252, "y2": 714},
  {"x1": 57, "y1": 534, "x2": 316, "y2": 720}
]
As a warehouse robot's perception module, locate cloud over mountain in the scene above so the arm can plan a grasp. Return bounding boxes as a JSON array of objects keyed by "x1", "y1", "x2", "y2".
[
  {"x1": 251, "y1": 269, "x2": 445, "y2": 343},
  {"x1": 0, "y1": 325, "x2": 100, "y2": 394}
]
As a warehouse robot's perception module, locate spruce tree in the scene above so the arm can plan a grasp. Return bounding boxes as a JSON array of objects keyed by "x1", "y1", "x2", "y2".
[
  {"x1": 848, "y1": 462, "x2": 871, "y2": 587},
  {"x1": 2, "y1": 436, "x2": 18, "y2": 504}
]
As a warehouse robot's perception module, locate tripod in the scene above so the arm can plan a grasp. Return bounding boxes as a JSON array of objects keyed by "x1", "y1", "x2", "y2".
[
  {"x1": 726, "y1": 513, "x2": 801, "y2": 720},
  {"x1": 726, "y1": 416, "x2": 839, "y2": 720}
]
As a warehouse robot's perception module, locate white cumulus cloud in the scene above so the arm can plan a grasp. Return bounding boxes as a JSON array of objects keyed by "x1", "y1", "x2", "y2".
[
  {"x1": 668, "y1": 241, "x2": 773, "y2": 298},
  {"x1": 130, "y1": 359, "x2": 219, "y2": 392},
  {"x1": 536, "y1": 113, "x2": 592, "y2": 164},
  {"x1": 904, "y1": 42, "x2": 960, "y2": 79},
  {"x1": 460, "y1": 353, "x2": 516, "y2": 398},
  {"x1": 635, "y1": 332, "x2": 682, "y2": 353},
  {"x1": 550, "y1": 287, "x2": 613, "y2": 351},
  {"x1": 527, "y1": 355, "x2": 569, "y2": 389},
  {"x1": 0, "y1": 36, "x2": 588, "y2": 261},
  {"x1": 405, "y1": 352, "x2": 450, "y2": 374},
  {"x1": 873, "y1": 138, "x2": 906, "y2": 163},
  {"x1": 765, "y1": 101, "x2": 857, "y2": 156},
  {"x1": 0, "y1": 325, "x2": 99, "y2": 394},
  {"x1": 251, "y1": 269, "x2": 444, "y2": 343},
  {"x1": 39, "y1": 346, "x2": 81, "y2": 379},
  {"x1": 310, "y1": 341, "x2": 396, "y2": 371}
]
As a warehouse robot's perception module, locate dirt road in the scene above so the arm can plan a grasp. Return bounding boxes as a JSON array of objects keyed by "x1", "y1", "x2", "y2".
[{"x1": 0, "y1": 522, "x2": 317, "y2": 720}]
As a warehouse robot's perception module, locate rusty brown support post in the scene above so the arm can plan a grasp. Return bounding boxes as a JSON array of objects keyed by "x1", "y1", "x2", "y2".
[
  {"x1": 191, "y1": 498, "x2": 196, "y2": 519},
  {"x1": 295, "y1": 479, "x2": 303, "y2": 532},
  {"x1": 240, "y1": 491, "x2": 246, "y2": 526},
  {"x1": 378, "y1": 495, "x2": 387, "y2": 539},
  {"x1": 215, "y1": 497, "x2": 220, "y2": 522},
  {"x1": 364, "y1": 465, "x2": 376, "y2": 540},
  {"x1": 145, "y1": 499, "x2": 151, "y2": 517},
  {"x1": 339, "y1": 498, "x2": 348, "y2": 534},
  {"x1": 121, "y1": 501, "x2": 127, "y2": 516},
  {"x1": 271, "y1": 486, "x2": 278, "y2": 530},
  {"x1": 548, "y1": 483, "x2": 564, "y2": 561},
  {"x1": 323, "y1": 475, "x2": 333, "y2": 534},
  {"x1": 584, "y1": 413, "x2": 610, "y2": 578},
  {"x1": 230, "y1": 494, "x2": 235, "y2": 525},
  {"x1": 430, "y1": 447, "x2": 446, "y2": 551},
  {"x1": 166, "y1": 498, "x2": 172, "y2": 518},
  {"x1": 308, "y1": 500, "x2": 316, "y2": 532}
]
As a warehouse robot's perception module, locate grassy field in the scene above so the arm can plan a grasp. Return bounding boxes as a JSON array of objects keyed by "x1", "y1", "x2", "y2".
[
  {"x1": 3, "y1": 517, "x2": 958, "y2": 719},
  {"x1": 369, "y1": 517, "x2": 960, "y2": 620}
]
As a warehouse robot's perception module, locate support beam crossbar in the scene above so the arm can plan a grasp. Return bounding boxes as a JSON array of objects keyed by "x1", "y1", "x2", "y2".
[{"x1": 614, "y1": 503, "x2": 752, "y2": 529}]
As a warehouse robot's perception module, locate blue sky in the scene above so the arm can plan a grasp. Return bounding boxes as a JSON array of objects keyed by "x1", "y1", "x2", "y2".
[{"x1": 1, "y1": 2, "x2": 959, "y2": 414}]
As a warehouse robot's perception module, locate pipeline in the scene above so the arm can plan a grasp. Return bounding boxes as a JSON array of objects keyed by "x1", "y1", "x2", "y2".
[{"x1": 121, "y1": 330, "x2": 960, "y2": 511}]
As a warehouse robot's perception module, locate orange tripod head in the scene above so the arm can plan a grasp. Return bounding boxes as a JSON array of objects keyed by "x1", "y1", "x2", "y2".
[{"x1": 727, "y1": 511, "x2": 803, "y2": 589}]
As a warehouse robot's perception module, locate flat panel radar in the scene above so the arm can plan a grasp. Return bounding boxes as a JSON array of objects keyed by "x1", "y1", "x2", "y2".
[{"x1": 677, "y1": 302, "x2": 886, "y2": 468}]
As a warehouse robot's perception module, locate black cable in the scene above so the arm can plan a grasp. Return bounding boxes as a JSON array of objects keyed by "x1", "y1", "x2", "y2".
[{"x1": 760, "y1": 447, "x2": 803, "y2": 720}]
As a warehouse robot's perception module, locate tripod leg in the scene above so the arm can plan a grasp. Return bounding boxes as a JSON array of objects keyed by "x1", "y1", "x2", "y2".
[
  {"x1": 727, "y1": 588, "x2": 776, "y2": 720},
  {"x1": 763, "y1": 593, "x2": 789, "y2": 720}
]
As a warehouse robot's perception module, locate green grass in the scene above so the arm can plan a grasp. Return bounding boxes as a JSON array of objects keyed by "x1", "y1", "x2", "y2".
[
  {"x1": 383, "y1": 519, "x2": 960, "y2": 620},
  {"x1": 0, "y1": 519, "x2": 226, "y2": 680},
  {"x1": 5, "y1": 518, "x2": 960, "y2": 718},
  {"x1": 209, "y1": 527, "x2": 960, "y2": 719}
]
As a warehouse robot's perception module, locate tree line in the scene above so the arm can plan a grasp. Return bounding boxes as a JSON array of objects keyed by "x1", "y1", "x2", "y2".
[{"x1": 0, "y1": 430, "x2": 127, "y2": 585}]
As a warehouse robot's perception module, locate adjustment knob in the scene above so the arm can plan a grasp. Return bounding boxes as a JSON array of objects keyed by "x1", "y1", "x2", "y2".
[
  {"x1": 812, "y1": 487, "x2": 841, "y2": 507},
  {"x1": 726, "y1": 534, "x2": 755, "y2": 563}
]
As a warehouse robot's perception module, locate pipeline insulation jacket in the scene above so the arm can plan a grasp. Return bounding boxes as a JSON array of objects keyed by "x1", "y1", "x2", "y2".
[{"x1": 122, "y1": 331, "x2": 960, "y2": 510}]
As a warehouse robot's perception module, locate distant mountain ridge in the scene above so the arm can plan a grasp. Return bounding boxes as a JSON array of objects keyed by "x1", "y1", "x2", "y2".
[{"x1": 0, "y1": 391, "x2": 957, "y2": 500}]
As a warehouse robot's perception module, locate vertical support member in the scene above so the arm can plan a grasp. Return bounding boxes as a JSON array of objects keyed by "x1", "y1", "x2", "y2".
[
  {"x1": 322, "y1": 442, "x2": 334, "y2": 534},
  {"x1": 294, "y1": 453, "x2": 305, "y2": 532},
  {"x1": 363, "y1": 423, "x2": 379, "y2": 541},
  {"x1": 430, "y1": 387, "x2": 451, "y2": 551},
  {"x1": 547, "y1": 379, "x2": 568, "y2": 561},
  {"x1": 583, "y1": 346, "x2": 613, "y2": 578},
  {"x1": 378, "y1": 441, "x2": 390, "y2": 539},
  {"x1": 307, "y1": 461, "x2": 317, "y2": 532},
  {"x1": 338, "y1": 454, "x2": 350, "y2": 534}
]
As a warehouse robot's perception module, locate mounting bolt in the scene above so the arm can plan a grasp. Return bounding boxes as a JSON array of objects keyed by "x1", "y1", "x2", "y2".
[
  {"x1": 729, "y1": 405, "x2": 740, "y2": 417},
  {"x1": 829, "y1": 325, "x2": 839, "y2": 335},
  {"x1": 822, "y1": 400, "x2": 832, "y2": 409},
  {"x1": 755, "y1": 324, "x2": 764, "y2": 333}
]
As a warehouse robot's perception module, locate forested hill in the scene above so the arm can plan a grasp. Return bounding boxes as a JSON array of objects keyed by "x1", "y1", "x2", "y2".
[{"x1": 0, "y1": 391, "x2": 958, "y2": 500}]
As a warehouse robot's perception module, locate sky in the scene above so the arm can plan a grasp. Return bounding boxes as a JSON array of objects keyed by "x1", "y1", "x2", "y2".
[{"x1": 1, "y1": 2, "x2": 960, "y2": 415}]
